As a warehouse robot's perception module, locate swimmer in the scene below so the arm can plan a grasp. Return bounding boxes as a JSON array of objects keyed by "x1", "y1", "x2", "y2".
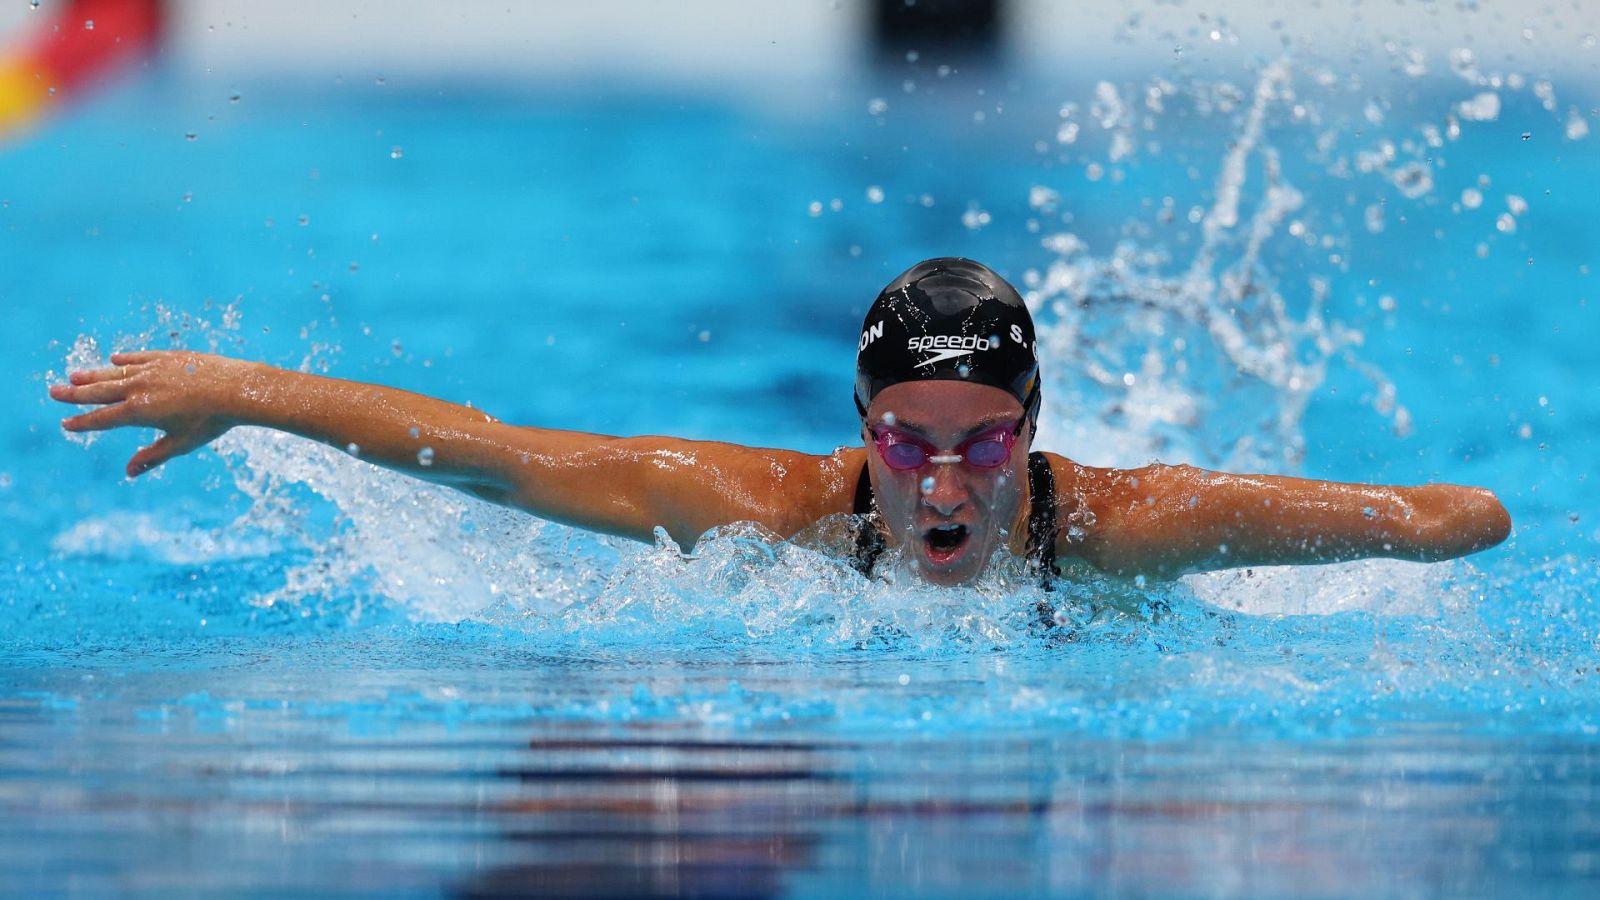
[{"x1": 48, "y1": 258, "x2": 1510, "y2": 586}]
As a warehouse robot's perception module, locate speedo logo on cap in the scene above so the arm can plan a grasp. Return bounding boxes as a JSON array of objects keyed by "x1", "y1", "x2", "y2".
[{"x1": 908, "y1": 334, "x2": 993, "y2": 368}]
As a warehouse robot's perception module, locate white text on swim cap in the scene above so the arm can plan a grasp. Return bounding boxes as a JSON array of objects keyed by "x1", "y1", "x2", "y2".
[
  {"x1": 859, "y1": 320, "x2": 885, "y2": 351},
  {"x1": 908, "y1": 334, "x2": 993, "y2": 368}
]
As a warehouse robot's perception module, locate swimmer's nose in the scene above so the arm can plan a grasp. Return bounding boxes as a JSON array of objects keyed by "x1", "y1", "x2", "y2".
[{"x1": 920, "y1": 464, "x2": 968, "y2": 516}]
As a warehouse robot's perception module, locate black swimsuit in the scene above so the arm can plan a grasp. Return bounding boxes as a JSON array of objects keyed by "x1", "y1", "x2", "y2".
[{"x1": 851, "y1": 452, "x2": 1061, "y2": 588}]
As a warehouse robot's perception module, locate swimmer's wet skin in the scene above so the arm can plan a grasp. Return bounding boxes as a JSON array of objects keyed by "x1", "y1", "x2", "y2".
[{"x1": 49, "y1": 257, "x2": 1511, "y2": 586}]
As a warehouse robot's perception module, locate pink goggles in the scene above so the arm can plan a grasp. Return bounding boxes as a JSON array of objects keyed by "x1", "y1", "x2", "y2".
[{"x1": 869, "y1": 419, "x2": 1025, "y2": 471}]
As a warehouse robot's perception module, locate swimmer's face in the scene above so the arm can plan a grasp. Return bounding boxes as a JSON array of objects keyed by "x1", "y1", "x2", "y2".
[{"x1": 862, "y1": 381, "x2": 1031, "y2": 586}]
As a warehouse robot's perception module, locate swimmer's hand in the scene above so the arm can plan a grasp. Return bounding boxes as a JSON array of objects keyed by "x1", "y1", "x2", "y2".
[{"x1": 51, "y1": 351, "x2": 244, "y2": 477}]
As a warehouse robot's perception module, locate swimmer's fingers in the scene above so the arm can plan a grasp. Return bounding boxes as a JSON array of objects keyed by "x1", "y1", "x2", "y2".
[
  {"x1": 67, "y1": 365, "x2": 139, "y2": 386},
  {"x1": 109, "y1": 350, "x2": 165, "y2": 365},
  {"x1": 127, "y1": 430, "x2": 215, "y2": 478},
  {"x1": 49, "y1": 379, "x2": 131, "y2": 405},
  {"x1": 60, "y1": 403, "x2": 131, "y2": 434}
]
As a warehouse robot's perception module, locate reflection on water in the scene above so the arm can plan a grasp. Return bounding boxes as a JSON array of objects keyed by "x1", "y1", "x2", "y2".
[{"x1": 5, "y1": 674, "x2": 1598, "y2": 897}]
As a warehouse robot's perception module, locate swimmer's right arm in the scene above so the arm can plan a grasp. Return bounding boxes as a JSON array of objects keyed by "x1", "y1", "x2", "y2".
[{"x1": 50, "y1": 351, "x2": 858, "y2": 546}]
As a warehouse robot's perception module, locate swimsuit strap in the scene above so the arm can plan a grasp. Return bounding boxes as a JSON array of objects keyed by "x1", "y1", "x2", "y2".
[
  {"x1": 851, "y1": 460, "x2": 886, "y2": 576},
  {"x1": 850, "y1": 452, "x2": 1061, "y2": 586},
  {"x1": 1025, "y1": 451, "x2": 1061, "y2": 588}
]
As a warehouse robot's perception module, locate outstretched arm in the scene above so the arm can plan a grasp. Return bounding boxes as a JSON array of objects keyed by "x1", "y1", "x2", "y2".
[
  {"x1": 1059, "y1": 459, "x2": 1511, "y2": 578},
  {"x1": 49, "y1": 351, "x2": 854, "y2": 545}
]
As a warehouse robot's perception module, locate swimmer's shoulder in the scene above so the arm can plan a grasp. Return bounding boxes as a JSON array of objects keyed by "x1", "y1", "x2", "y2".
[
  {"x1": 1036, "y1": 452, "x2": 1148, "y2": 559},
  {"x1": 1038, "y1": 453, "x2": 1198, "y2": 511},
  {"x1": 703, "y1": 441, "x2": 867, "y2": 536},
  {"x1": 798, "y1": 445, "x2": 869, "y2": 518},
  {"x1": 1039, "y1": 453, "x2": 1214, "y2": 566}
]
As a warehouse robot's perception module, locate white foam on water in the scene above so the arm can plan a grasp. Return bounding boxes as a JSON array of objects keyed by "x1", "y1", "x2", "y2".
[{"x1": 51, "y1": 510, "x2": 277, "y2": 565}]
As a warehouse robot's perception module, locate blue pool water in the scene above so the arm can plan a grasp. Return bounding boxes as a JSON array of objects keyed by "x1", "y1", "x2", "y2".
[{"x1": 3, "y1": 38, "x2": 1599, "y2": 897}]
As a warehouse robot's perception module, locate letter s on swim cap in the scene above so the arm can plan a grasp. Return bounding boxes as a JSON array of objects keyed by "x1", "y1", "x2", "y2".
[{"x1": 854, "y1": 257, "x2": 1041, "y2": 421}]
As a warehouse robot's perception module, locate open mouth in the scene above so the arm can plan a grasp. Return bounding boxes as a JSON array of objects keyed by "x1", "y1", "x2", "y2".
[{"x1": 922, "y1": 523, "x2": 970, "y2": 566}]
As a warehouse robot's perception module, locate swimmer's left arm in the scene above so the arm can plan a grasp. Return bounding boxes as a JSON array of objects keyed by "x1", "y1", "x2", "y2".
[{"x1": 1063, "y1": 461, "x2": 1512, "y2": 578}]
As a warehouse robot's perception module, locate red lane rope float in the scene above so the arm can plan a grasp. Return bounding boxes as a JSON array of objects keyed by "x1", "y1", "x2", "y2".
[{"x1": 1, "y1": 0, "x2": 164, "y2": 138}]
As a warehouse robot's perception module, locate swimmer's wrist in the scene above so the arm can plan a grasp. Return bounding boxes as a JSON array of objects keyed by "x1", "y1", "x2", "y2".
[{"x1": 218, "y1": 360, "x2": 298, "y2": 429}]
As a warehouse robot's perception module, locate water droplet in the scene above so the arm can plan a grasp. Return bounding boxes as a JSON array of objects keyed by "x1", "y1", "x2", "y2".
[
  {"x1": 1566, "y1": 109, "x2": 1590, "y2": 141},
  {"x1": 905, "y1": 50, "x2": 919, "y2": 62},
  {"x1": 920, "y1": 476, "x2": 936, "y2": 495},
  {"x1": 866, "y1": 185, "x2": 884, "y2": 204},
  {"x1": 346, "y1": 443, "x2": 360, "y2": 456},
  {"x1": 181, "y1": 192, "x2": 193, "y2": 204},
  {"x1": 957, "y1": 363, "x2": 972, "y2": 378},
  {"x1": 1496, "y1": 213, "x2": 1517, "y2": 234},
  {"x1": 407, "y1": 426, "x2": 420, "y2": 439},
  {"x1": 897, "y1": 673, "x2": 910, "y2": 685},
  {"x1": 807, "y1": 200, "x2": 823, "y2": 217},
  {"x1": 1363, "y1": 506, "x2": 1378, "y2": 519},
  {"x1": 960, "y1": 206, "x2": 991, "y2": 230},
  {"x1": 867, "y1": 97, "x2": 888, "y2": 116},
  {"x1": 229, "y1": 92, "x2": 241, "y2": 104},
  {"x1": 184, "y1": 132, "x2": 198, "y2": 142},
  {"x1": 697, "y1": 330, "x2": 711, "y2": 343},
  {"x1": 389, "y1": 146, "x2": 404, "y2": 159},
  {"x1": 83, "y1": 19, "x2": 94, "y2": 30},
  {"x1": 1390, "y1": 161, "x2": 1433, "y2": 198},
  {"x1": 880, "y1": 411, "x2": 896, "y2": 426},
  {"x1": 30, "y1": 0, "x2": 40, "y2": 9},
  {"x1": 418, "y1": 447, "x2": 434, "y2": 466},
  {"x1": 1521, "y1": 131, "x2": 1532, "y2": 141},
  {"x1": 1506, "y1": 194, "x2": 1528, "y2": 216},
  {"x1": 829, "y1": 198, "x2": 843, "y2": 212},
  {"x1": 1456, "y1": 92, "x2": 1501, "y2": 122},
  {"x1": 1461, "y1": 187, "x2": 1483, "y2": 209}
]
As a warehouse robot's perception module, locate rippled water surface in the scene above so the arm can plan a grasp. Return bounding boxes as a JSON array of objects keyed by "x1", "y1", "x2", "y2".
[{"x1": 3, "y1": 11, "x2": 1599, "y2": 895}]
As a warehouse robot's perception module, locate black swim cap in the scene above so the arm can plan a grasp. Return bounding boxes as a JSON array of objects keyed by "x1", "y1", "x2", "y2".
[{"x1": 854, "y1": 257, "x2": 1041, "y2": 422}]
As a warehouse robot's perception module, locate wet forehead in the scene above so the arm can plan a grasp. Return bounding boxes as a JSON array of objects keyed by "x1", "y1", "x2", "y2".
[{"x1": 866, "y1": 381, "x2": 1023, "y2": 440}]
